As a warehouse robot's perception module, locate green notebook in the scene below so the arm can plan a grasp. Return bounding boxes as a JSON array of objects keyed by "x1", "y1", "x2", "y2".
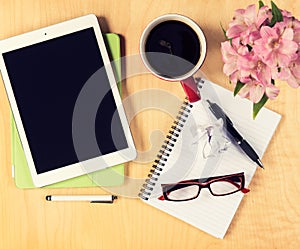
[{"x1": 11, "y1": 33, "x2": 124, "y2": 188}]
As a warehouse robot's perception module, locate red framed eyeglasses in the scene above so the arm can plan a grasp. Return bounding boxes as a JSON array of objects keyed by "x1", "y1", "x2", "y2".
[{"x1": 158, "y1": 172, "x2": 250, "y2": 201}]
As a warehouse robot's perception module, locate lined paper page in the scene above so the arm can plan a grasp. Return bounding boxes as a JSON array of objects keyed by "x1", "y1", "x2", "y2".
[{"x1": 143, "y1": 80, "x2": 281, "y2": 238}]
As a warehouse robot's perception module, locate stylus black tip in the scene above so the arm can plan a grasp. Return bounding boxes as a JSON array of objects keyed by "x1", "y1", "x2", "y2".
[{"x1": 45, "y1": 195, "x2": 51, "y2": 201}]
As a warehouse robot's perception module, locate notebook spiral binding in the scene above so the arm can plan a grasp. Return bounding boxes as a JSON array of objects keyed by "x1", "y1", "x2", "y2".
[{"x1": 138, "y1": 99, "x2": 194, "y2": 201}]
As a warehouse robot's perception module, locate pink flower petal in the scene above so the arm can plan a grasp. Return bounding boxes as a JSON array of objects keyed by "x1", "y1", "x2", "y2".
[
  {"x1": 257, "y1": 6, "x2": 271, "y2": 27},
  {"x1": 248, "y1": 30, "x2": 261, "y2": 44},
  {"x1": 291, "y1": 61, "x2": 300, "y2": 78},
  {"x1": 263, "y1": 53, "x2": 277, "y2": 67},
  {"x1": 264, "y1": 52, "x2": 291, "y2": 68},
  {"x1": 287, "y1": 76, "x2": 300, "y2": 88},
  {"x1": 226, "y1": 25, "x2": 247, "y2": 39},
  {"x1": 260, "y1": 26, "x2": 278, "y2": 40},
  {"x1": 223, "y1": 63, "x2": 237, "y2": 76},
  {"x1": 243, "y1": 4, "x2": 256, "y2": 26},
  {"x1": 238, "y1": 83, "x2": 251, "y2": 98},
  {"x1": 281, "y1": 27, "x2": 294, "y2": 40},
  {"x1": 229, "y1": 70, "x2": 240, "y2": 84},
  {"x1": 253, "y1": 38, "x2": 267, "y2": 55},
  {"x1": 294, "y1": 30, "x2": 300, "y2": 43},
  {"x1": 287, "y1": 59, "x2": 300, "y2": 87},
  {"x1": 278, "y1": 40, "x2": 298, "y2": 55},
  {"x1": 265, "y1": 84, "x2": 279, "y2": 99},
  {"x1": 256, "y1": 66, "x2": 272, "y2": 85},
  {"x1": 281, "y1": 10, "x2": 293, "y2": 18},
  {"x1": 221, "y1": 41, "x2": 237, "y2": 62},
  {"x1": 249, "y1": 84, "x2": 265, "y2": 103},
  {"x1": 277, "y1": 53, "x2": 294, "y2": 67},
  {"x1": 221, "y1": 40, "x2": 236, "y2": 53},
  {"x1": 276, "y1": 67, "x2": 291, "y2": 80},
  {"x1": 237, "y1": 55, "x2": 251, "y2": 70}
]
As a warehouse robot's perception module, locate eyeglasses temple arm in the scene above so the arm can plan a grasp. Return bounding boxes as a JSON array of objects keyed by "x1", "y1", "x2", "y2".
[
  {"x1": 241, "y1": 188, "x2": 250, "y2": 193},
  {"x1": 228, "y1": 179, "x2": 250, "y2": 194}
]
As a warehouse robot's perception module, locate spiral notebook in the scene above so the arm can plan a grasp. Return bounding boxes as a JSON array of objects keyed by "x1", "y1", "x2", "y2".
[{"x1": 139, "y1": 79, "x2": 281, "y2": 238}]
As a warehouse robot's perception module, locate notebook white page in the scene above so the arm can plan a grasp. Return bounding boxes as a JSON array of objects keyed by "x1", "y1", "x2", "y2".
[{"x1": 141, "y1": 79, "x2": 281, "y2": 238}]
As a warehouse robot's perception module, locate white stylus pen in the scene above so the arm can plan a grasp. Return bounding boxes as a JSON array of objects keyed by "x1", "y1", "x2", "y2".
[{"x1": 45, "y1": 195, "x2": 117, "y2": 203}]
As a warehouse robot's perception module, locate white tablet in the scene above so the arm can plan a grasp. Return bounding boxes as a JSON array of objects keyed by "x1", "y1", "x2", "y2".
[{"x1": 0, "y1": 14, "x2": 136, "y2": 187}]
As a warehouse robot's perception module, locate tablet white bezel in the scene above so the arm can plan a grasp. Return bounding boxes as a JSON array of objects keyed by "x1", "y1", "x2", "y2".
[{"x1": 0, "y1": 14, "x2": 136, "y2": 187}]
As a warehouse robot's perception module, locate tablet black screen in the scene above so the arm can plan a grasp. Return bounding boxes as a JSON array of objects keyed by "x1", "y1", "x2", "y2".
[{"x1": 4, "y1": 28, "x2": 128, "y2": 174}]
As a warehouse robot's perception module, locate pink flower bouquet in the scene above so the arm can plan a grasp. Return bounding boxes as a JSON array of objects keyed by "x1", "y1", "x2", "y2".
[{"x1": 221, "y1": 1, "x2": 300, "y2": 118}]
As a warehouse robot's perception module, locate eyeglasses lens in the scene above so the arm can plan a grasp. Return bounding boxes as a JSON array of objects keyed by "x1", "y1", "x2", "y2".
[
  {"x1": 167, "y1": 185, "x2": 199, "y2": 201},
  {"x1": 210, "y1": 179, "x2": 241, "y2": 195}
]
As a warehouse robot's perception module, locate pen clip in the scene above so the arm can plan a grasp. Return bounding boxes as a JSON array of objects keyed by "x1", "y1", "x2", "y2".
[
  {"x1": 207, "y1": 100, "x2": 232, "y2": 125},
  {"x1": 90, "y1": 201, "x2": 114, "y2": 204}
]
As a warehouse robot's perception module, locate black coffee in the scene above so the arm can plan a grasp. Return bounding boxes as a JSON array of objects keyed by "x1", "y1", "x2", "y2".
[{"x1": 145, "y1": 20, "x2": 201, "y2": 78}]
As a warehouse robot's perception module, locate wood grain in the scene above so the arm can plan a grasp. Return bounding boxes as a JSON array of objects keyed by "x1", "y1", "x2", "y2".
[{"x1": 0, "y1": 0, "x2": 299, "y2": 248}]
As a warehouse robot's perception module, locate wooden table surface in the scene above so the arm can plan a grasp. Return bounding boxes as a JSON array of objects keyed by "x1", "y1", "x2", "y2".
[{"x1": 0, "y1": 0, "x2": 300, "y2": 248}]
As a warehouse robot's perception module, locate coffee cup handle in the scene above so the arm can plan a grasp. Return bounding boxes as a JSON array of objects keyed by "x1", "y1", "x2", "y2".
[{"x1": 180, "y1": 77, "x2": 201, "y2": 103}]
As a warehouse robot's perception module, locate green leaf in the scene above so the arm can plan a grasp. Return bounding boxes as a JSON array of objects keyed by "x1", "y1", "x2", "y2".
[
  {"x1": 220, "y1": 22, "x2": 228, "y2": 40},
  {"x1": 259, "y1": 0, "x2": 265, "y2": 8},
  {"x1": 270, "y1": 1, "x2": 283, "y2": 27},
  {"x1": 253, "y1": 94, "x2": 269, "y2": 119},
  {"x1": 234, "y1": 81, "x2": 245, "y2": 96},
  {"x1": 220, "y1": 22, "x2": 232, "y2": 45}
]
